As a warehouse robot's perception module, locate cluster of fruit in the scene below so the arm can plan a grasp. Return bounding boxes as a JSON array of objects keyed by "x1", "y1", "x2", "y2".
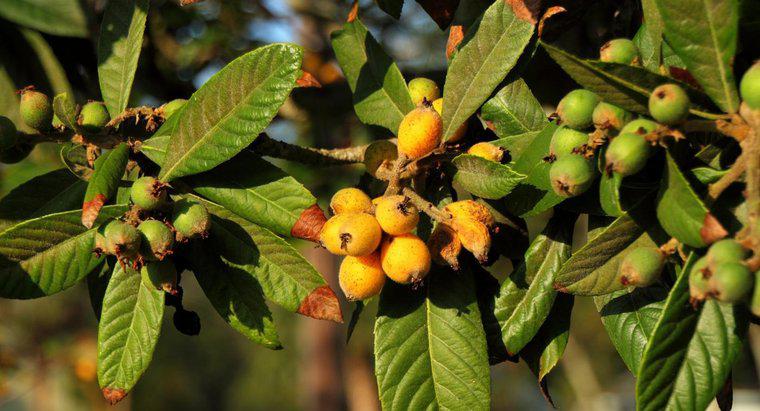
[{"x1": 93, "y1": 176, "x2": 211, "y2": 294}]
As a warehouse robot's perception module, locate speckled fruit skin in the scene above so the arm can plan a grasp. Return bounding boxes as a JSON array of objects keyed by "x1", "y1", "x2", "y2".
[
  {"x1": 330, "y1": 188, "x2": 372, "y2": 215},
  {"x1": 467, "y1": 142, "x2": 503, "y2": 162},
  {"x1": 339, "y1": 252, "x2": 386, "y2": 301},
  {"x1": 130, "y1": 176, "x2": 168, "y2": 211},
  {"x1": 443, "y1": 200, "x2": 494, "y2": 228},
  {"x1": 549, "y1": 155, "x2": 596, "y2": 197},
  {"x1": 689, "y1": 257, "x2": 711, "y2": 302},
  {"x1": 380, "y1": 233, "x2": 431, "y2": 284},
  {"x1": 103, "y1": 220, "x2": 141, "y2": 258},
  {"x1": 557, "y1": 89, "x2": 600, "y2": 130},
  {"x1": 709, "y1": 262, "x2": 753, "y2": 303},
  {"x1": 20, "y1": 90, "x2": 52, "y2": 131},
  {"x1": 592, "y1": 102, "x2": 633, "y2": 134},
  {"x1": 740, "y1": 62, "x2": 760, "y2": 109},
  {"x1": 138, "y1": 220, "x2": 175, "y2": 261},
  {"x1": 706, "y1": 239, "x2": 748, "y2": 267},
  {"x1": 141, "y1": 259, "x2": 178, "y2": 293},
  {"x1": 432, "y1": 98, "x2": 467, "y2": 142},
  {"x1": 620, "y1": 118, "x2": 659, "y2": 136},
  {"x1": 172, "y1": 200, "x2": 211, "y2": 240},
  {"x1": 605, "y1": 132, "x2": 651, "y2": 176},
  {"x1": 79, "y1": 101, "x2": 110, "y2": 133},
  {"x1": 550, "y1": 127, "x2": 588, "y2": 158},
  {"x1": 374, "y1": 195, "x2": 419, "y2": 235},
  {"x1": 162, "y1": 99, "x2": 187, "y2": 118},
  {"x1": 397, "y1": 106, "x2": 443, "y2": 159},
  {"x1": 618, "y1": 247, "x2": 664, "y2": 287},
  {"x1": 649, "y1": 84, "x2": 690, "y2": 125},
  {"x1": 408, "y1": 77, "x2": 440, "y2": 106},
  {"x1": 599, "y1": 38, "x2": 640, "y2": 65},
  {"x1": 320, "y1": 214, "x2": 350, "y2": 254},
  {"x1": 363, "y1": 140, "x2": 397, "y2": 178},
  {"x1": 320, "y1": 213, "x2": 382, "y2": 256}
]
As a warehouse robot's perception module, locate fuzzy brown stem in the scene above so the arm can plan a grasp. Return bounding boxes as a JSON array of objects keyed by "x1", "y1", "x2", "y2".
[
  {"x1": 250, "y1": 134, "x2": 367, "y2": 166},
  {"x1": 384, "y1": 154, "x2": 409, "y2": 196},
  {"x1": 401, "y1": 187, "x2": 451, "y2": 223},
  {"x1": 707, "y1": 153, "x2": 746, "y2": 203},
  {"x1": 740, "y1": 103, "x2": 760, "y2": 260}
]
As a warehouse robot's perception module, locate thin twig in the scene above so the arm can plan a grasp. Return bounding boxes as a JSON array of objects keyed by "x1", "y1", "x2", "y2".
[
  {"x1": 401, "y1": 187, "x2": 451, "y2": 223},
  {"x1": 707, "y1": 153, "x2": 746, "y2": 202},
  {"x1": 384, "y1": 154, "x2": 409, "y2": 195}
]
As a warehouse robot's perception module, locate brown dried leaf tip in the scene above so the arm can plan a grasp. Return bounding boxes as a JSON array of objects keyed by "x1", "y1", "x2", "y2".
[
  {"x1": 102, "y1": 387, "x2": 127, "y2": 405},
  {"x1": 506, "y1": 0, "x2": 542, "y2": 25},
  {"x1": 296, "y1": 71, "x2": 322, "y2": 88},
  {"x1": 447, "y1": 25, "x2": 464, "y2": 59},
  {"x1": 82, "y1": 194, "x2": 107, "y2": 228},
  {"x1": 297, "y1": 285, "x2": 344, "y2": 323},
  {"x1": 291, "y1": 204, "x2": 327, "y2": 243},
  {"x1": 700, "y1": 213, "x2": 728, "y2": 245}
]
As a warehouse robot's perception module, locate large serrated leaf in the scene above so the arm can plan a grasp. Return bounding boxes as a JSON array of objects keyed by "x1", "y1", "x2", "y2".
[
  {"x1": 541, "y1": 42, "x2": 715, "y2": 116},
  {"x1": 186, "y1": 150, "x2": 316, "y2": 238},
  {"x1": 97, "y1": 0, "x2": 149, "y2": 117},
  {"x1": 655, "y1": 0, "x2": 740, "y2": 113},
  {"x1": 186, "y1": 242, "x2": 281, "y2": 349},
  {"x1": 159, "y1": 44, "x2": 302, "y2": 182},
  {"x1": 374, "y1": 267, "x2": 490, "y2": 410},
  {"x1": 441, "y1": 1, "x2": 534, "y2": 140},
  {"x1": 0, "y1": 0, "x2": 87, "y2": 38},
  {"x1": 52, "y1": 93, "x2": 81, "y2": 133},
  {"x1": 82, "y1": 144, "x2": 130, "y2": 228},
  {"x1": 593, "y1": 284, "x2": 669, "y2": 373},
  {"x1": 481, "y1": 78, "x2": 547, "y2": 138},
  {"x1": 452, "y1": 154, "x2": 525, "y2": 200},
  {"x1": 330, "y1": 15, "x2": 414, "y2": 134},
  {"x1": 205, "y1": 203, "x2": 342, "y2": 323},
  {"x1": 636, "y1": 255, "x2": 749, "y2": 411},
  {"x1": 97, "y1": 264, "x2": 164, "y2": 403},
  {"x1": 638, "y1": 0, "x2": 663, "y2": 71},
  {"x1": 0, "y1": 205, "x2": 126, "y2": 299},
  {"x1": 494, "y1": 213, "x2": 574, "y2": 355},
  {"x1": 491, "y1": 130, "x2": 542, "y2": 163},
  {"x1": 0, "y1": 169, "x2": 86, "y2": 232}
]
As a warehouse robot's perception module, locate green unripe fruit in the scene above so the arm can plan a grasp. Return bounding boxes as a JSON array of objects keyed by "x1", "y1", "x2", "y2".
[
  {"x1": 706, "y1": 239, "x2": 748, "y2": 267},
  {"x1": 592, "y1": 102, "x2": 633, "y2": 135},
  {"x1": 363, "y1": 140, "x2": 398, "y2": 178},
  {"x1": 141, "y1": 259, "x2": 178, "y2": 293},
  {"x1": 162, "y1": 99, "x2": 187, "y2": 119},
  {"x1": 709, "y1": 262, "x2": 752, "y2": 303},
  {"x1": 599, "y1": 38, "x2": 641, "y2": 65},
  {"x1": 557, "y1": 89, "x2": 600, "y2": 130},
  {"x1": 19, "y1": 89, "x2": 53, "y2": 131},
  {"x1": 739, "y1": 62, "x2": 760, "y2": 109},
  {"x1": 94, "y1": 225, "x2": 109, "y2": 255},
  {"x1": 549, "y1": 154, "x2": 596, "y2": 197},
  {"x1": 649, "y1": 84, "x2": 690, "y2": 125},
  {"x1": 138, "y1": 220, "x2": 175, "y2": 261},
  {"x1": 550, "y1": 127, "x2": 588, "y2": 158},
  {"x1": 103, "y1": 220, "x2": 141, "y2": 258},
  {"x1": 130, "y1": 176, "x2": 168, "y2": 211},
  {"x1": 0, "y1": 143, "x2": 33, "y2": 164},
  {"x1": 0, "y1": 116, "x2": 17, "y2": 151},
  {"x1": 618, "y1": 247, "x2": 665, "y2": 287},
  {"x1": 619, "y1": 118, "x2": 659, "y2": 136},
  {"x1": 172, "y1": 199, "x2": 211, "y2": 240},
  {"x1": 689, "y1": 257, "x2": 711, "y2": 302},
  {"x1": 605, "y1": 133, "x2": 651, "y2": 176},
  {"x1": 750, "y1": 271, "x2": 760, "y2": 317},
  {"x1": 408, "y1": 78, "x2": 440, "y2": 106},
  {"x1": 79, "y1": 101, "x2": 110, "y2": 133}
]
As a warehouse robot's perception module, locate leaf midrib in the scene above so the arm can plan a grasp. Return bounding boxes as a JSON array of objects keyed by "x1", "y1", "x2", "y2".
[{"x1": 697, "y1": 0, "x2": 735, "y2": 112}]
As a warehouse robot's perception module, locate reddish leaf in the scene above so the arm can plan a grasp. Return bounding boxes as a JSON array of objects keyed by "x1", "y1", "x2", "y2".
[
  {"x1": 82, "y1": 194, "x2": 107, "y2": 228},
  {"x1": 290, "y1": 204, "x2": 327, "y2": 242},
  {"x1": 447, "y1": 25, "x2": 465, "y2": 59},
  {"x1": 297, "y1": 71, "x2": 322, "y2": 88},
  {"x1": 669, "y1": 67, "x2": 703, "y2": 90},
  {"x1": 102, "y1": 388, "x2": 127, "y2": 405},
  {"x1": 507, "y1": 0, "x2": 542, "y2": 25},
  {"x1": 700, "y1": 213, "x2": 728, "y2": 245},
  {"x1": 538, "y1": 6, "x2": 566, "y2": 37},
  {"x1": 297, "y1": 285, "x2": 344, "y2": 323}
]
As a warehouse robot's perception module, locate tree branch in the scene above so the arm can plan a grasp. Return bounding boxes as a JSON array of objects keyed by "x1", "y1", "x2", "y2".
[{"x1": 401, "y1": 187, "x2": 451, "y2": 223}]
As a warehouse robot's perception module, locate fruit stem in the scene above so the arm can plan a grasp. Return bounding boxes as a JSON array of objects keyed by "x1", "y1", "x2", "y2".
[
  {"x1": 400, "y1": 187, "x2": 451, "y2": 223},
  {"x1": 739, "y1": 104, "x2": 760, "y2": 268},
  {"x1": 707, "y1": 152, "x2": 746, "y2": 203},
  {"x1": 384, "y1": 154, "x2": 409, "y2": 195}
]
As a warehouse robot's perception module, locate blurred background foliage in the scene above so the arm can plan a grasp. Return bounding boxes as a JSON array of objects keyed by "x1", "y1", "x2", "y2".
[{"x1": 0, "y1": 0, "x2": 759, "y2": 410}]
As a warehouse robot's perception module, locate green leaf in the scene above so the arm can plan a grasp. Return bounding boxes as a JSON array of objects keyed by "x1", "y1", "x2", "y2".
[
  {"x1": 82, "y1": 144, "x2": 130, "y2": 228},
  {"x1": 53, "y1": 93, "x2": 81, "y2": 133},
  {"x1": 494, "y1": 213, "x2": 574, "y2": 355},
  {"x1": 491, "y1": 130, "x2": 542, "y2": 163},
  {"x1": 330, "y1": 15, "x2": 414, "y2": 134},
  {"x1": 60, "y1": 143, "x2": 92, "y2": 180},
  {"x1": 655, "y1": 0, "x2": 740, "y2": 113},
  {"x1": 452, "y1": 154, "x2": 525, "y2": 200},
  {"x1": 0, "y1": 64, "x2": 20, "y2": 126},
  {"x1": 599, "y1": 163, "x2": 623, "y2": 217},
  {"x1": 186, "y1": 242, "x2": 281, "y2": 349},
  {"x1": 374, "y1": 267, "x2": 490, "y2": 410},
  {"x1": 633, "y1": 23, "x2": 661, "y2": 73},
  {"x1": 541, "y1": 42, "x2": 715, "y2": 116},
  {"x1": 0, "y1": 169, "x2": 86, "y2": 232},
  {"x1": 87, "y1": 260, "x2": 113, "y2": 321},
  {"x1": 641, "y1": 0, "x2": 664, "y2": 68},
  {"x1": 594, "y1": 283, "x2": 669, "y2": 373},
  {"x1": 636, "y1": 255, "x2": 749, "y2": 411},
  {"x1": 97, "y1": 264, "x2": 164, "y2": 404},
  {"x1": 346, "y1": 300, "x2": 365, "y2": 344},
  {"x1": 441, "y1": 1, "x2": 534, "y2": 140},
  {"x1": 481, "y1": 78, "x2": 547, "y2": 138},
  {"x1": 139, "y1": 110, "x2": 180, "y2": 166},
  {"x1": 21, "y1": 29, "x2": 72, "y2": 96},
  {"x1": 375, "y1": 0, "x2": 404, "y2": 19},
  {"x1": 185, "y1": 150, "x2": 316, "y2": 237},
  {"x1": 0, "y1": 0, "x2": 87, "y2": 38},
  {"x1": 656, "y1": 152, "x2": 725, "y2": 248},
  {"x1": 499, "y1": 123, "x2": 565, "y2": 217},
  {"x1": 97, "y1": 0, "x2": 149, "y2": 117},
  {"x1": 521, "y1": 293, "x2": 573, "y2": 382},
  {"x1": 159, "y1": 44, "x2": 302, "y2": 182},
  {"x1": 0, "y1": 205, "x2": 126, "y2": 299},
  {"x1": 205, "y1": 203, "x2": 342, "y2": 323},
  {"x1": 691, "y1": 166, "x2": 728, "y2": 185},
  {"x1": 554, "y1": 203, "x2": 662, "y2": 296}
]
